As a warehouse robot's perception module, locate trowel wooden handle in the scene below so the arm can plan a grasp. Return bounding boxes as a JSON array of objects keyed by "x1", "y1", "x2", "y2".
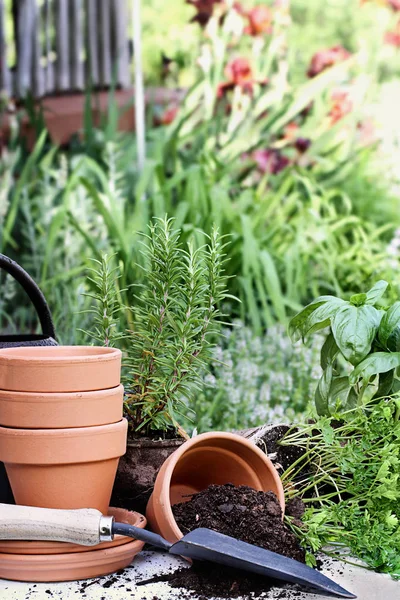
[{"x1": 0, "y1": 503, "x2": 105, "y2": 545}]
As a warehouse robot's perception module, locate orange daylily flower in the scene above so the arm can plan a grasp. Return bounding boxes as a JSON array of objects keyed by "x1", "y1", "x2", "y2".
[
  {"x1": 329, "y1": 89, "x2": 353, "y2": 125},
  {"x1": 217, "y1": 57, "x2": 268, "y2": 97},
  {"x1": 244, "y1": 5, "x2": 273, "y2": 36}
]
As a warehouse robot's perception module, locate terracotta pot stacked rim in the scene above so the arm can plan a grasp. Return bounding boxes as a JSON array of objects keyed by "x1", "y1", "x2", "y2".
[{"x1": 0, "y1": 346, "x2": 127, "y2": 514}]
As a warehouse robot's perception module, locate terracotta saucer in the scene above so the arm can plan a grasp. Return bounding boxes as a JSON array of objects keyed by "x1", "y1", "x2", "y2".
[
  {"x1": 0, "y1": 536, "x2": 144, "y2": 582},
  {"x1": 0, "y1": 507, "x2": 145, "y2": 555}
]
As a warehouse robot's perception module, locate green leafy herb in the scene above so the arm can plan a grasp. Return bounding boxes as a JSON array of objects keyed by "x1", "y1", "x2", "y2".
[{"x1": 282, "y1": 397, "x2": 400, "y2": 578}]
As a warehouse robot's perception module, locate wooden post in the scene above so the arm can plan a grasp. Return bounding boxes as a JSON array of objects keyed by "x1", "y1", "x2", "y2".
[
  {"x1": 99, "y1": 0, "x2": 112, "y2": 86},
  {"x1": 55, "y1": 0, "x2": 70, "y2": 90},
  {"x1": 132, "y1": 0, "x2": 146, "y2": 173},
  {"x1": 32, "y1": 1, "x2": 45, "y2": 97},
  {"x1": 43, "y1": 0, "x2": 55, "y2": 94},
  {"x1": 0, "y1": 0, "x2": 11, "y2": 95},
  {"x1": 70, "y1": 0, "x2": 84, "y2": 90},
  {"x1": 16, "y1": 0, "x2": 35, "y2": 98},
  {"x1": 86, "y1": 0, "x2": 99, "y2": 86},
  {"x1": 111, "y1": 0, "x2": 131, "y2": 87}
]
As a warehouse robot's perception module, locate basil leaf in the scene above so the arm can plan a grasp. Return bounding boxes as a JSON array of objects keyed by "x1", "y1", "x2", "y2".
[
  {"x1": 328, "y1": 376, "x2": 352, "y2": 408},
  {"x1": 289, "y1": 296, "x2": 345, "y2": 342},
  {"x1": 315, "y1": 364, "x2": 333, "y2": 416},
  {"x1": 373, "y1": 369, "x2": 395, "y2": 400},
  {"x1": 332, "y1": 304, "x2": 382, "y2": 365},
  {"x1": 302, "y1": 299, "x2": 347, "y2": 339},
  {"x1": 365, "y1": 280, "x2": 389, "y2": 306},
  {"x1": 350, "y1": 352, "x2": 400, "y2": 385},
  {"x1": 350, "y1": 293, "x2": 367, "y2": 306},
  {"x1": 346, "y1": 387, "x2": 358, "y2": 409},
  {"x1": 378, "y1": 301, "x2": 400, "y2": 351},
  {"x1": 320, "y1": 332, "x2": 339, "y2": 370}
]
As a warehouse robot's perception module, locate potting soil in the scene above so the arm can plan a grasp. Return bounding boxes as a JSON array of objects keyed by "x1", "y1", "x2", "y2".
[{"x1": 163, "y1": 483, "x2": 306, "y2": 599}]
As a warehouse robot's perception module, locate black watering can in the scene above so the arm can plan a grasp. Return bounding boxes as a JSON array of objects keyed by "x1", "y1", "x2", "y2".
[{"x1": 0, "y1": 254, "x2": 58, "y2": 503}]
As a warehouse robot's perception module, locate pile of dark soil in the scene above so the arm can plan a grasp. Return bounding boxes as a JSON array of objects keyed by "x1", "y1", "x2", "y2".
[{"x1": 162, "y1": 483, "x2": 306, "y2": 599}]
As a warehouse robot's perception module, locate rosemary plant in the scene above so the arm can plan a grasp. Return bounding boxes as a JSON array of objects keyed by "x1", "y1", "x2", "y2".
[
  {"x1": 83, "y1": 218, "x2": 232, "y2": 436},
  {"x1": 80, "y1": 255, "x2": 124, "y2": 348},
  {"x1": 124, "y1": 217, "x2": 232, "y2": 436}
]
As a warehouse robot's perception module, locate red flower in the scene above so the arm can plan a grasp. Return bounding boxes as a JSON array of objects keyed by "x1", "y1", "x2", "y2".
[
  {"x1": 218, "y1": 57, "x2": 267, "y2": 97},
  {"x1": 307, "y1": 45, "x2": 351, "y2": 78},
  {"x1": 385, "y1": 19, "x2": 400, "y2": 46},
  {"x1": 186, "y1": 0, "x2": 223, "y2": 27},
  {"x1": 253, "y1": 148, "x2": 290, "y2": 174},
  {"x1": 294, "y1": 138, "x2": 311, "y2": 153},
  {"x1": 329, "y1": 89, "x2": 353, "y2": 125},
  {"x1": 283, "y1": 121, "x2": 299, "y2": 141},
  {"x1": 388, "y1": 0, "x2": 400, "y2": 11},
  {"x1": 244, "y1": 5, "x2": 273, "y2": 36}
]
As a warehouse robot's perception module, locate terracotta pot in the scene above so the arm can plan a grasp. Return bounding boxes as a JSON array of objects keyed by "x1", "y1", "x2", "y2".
[
  {"x1": 0, "y1": 384, "x2": 124, "y2": 429},
  {"x1": 0, "y1": 535, "x2": 144, "y2": 582},
  {"x1": 0, "y1": 346, "x2": 121, "y2": 393},
  {"x1": 146, "y1": 431, "x2": 285, "y2": 543},
  {"x1": 111, "y1": 437, "x2": 184, "y2": 515},
  {"x1": 0, "y1": 419, "x2": 128, "y2": 514}
]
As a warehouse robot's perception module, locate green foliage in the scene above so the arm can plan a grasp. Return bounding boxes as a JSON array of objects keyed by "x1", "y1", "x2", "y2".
[
  {"x1": 80, "y1": 255, "x2": 124, "y2": 348},
  {"x1": 282, "y1": 397, "x2": 400, "y2": 577},
  {"x1": 184, "y1": 321, "x2": 323, "y2": 433},
  {"x1": 123, "y1": 217, "x2": 232, "y2": 435},
  {"x1": 289, "y1": 281, "x2": 400, "y2": 415}
]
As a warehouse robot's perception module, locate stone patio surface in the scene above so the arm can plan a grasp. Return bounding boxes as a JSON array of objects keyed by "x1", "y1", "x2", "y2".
[{"x1": 0, "y1": 550, "x2": 399, "y2": 600}]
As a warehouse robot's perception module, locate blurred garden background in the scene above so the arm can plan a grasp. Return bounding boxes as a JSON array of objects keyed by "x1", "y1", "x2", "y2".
[{"x1": 1, "y1": 0, "x2": 400, "y2": 432}]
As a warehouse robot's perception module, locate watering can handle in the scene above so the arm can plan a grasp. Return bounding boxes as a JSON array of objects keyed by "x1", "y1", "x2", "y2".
[{"x1": 0, "y1": 254, "x2": 56, "y2": 339}]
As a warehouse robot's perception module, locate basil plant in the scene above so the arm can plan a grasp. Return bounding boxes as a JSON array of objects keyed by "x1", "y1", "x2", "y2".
[{"x1": 289, "y1": 281, "x2": 400, "y2": 415}]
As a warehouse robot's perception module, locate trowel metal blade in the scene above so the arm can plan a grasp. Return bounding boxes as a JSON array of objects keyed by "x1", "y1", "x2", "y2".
[{"x1": 170, "y1": 528, "x2": 356, "y2": 599}]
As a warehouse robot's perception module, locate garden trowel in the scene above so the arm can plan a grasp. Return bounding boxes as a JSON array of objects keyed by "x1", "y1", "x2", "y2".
[{"x1": 0, "y1": 503, "x2": 356, "y2": 598}]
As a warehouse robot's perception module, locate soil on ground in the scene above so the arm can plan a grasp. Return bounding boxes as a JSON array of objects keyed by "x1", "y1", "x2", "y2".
[{"x1": 161, "y1": 483, "x2": 306, "y2": 599}]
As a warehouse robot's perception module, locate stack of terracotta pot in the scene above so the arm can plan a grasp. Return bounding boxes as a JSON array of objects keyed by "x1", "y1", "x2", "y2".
[{"x1": 0, "y1": 346, "x2": 146, "y2": 582}]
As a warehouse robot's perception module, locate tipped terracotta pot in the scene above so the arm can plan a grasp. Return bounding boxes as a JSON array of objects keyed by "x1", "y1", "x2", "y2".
[
  {"x1": 146, "y1": 431, "x2": 285, "y2": 543},
  {"x1": 0, "y1": 384, "x2": 124, "y2": 429},
  {"x1": 0, "y1": 419, "x2": 128, "y2": 514},
  {"x1": 0, "y1": 346, "x2": 121, "y2": 393}
]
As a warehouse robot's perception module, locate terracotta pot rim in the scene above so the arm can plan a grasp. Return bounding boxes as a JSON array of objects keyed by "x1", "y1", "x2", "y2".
[
  {"x1": 0, "y1": 536, "x2": 144, "y2": 582},
  {"x1": 0, "y1": 383, "x2": 123, "y2": 401},
  {"x1": 0, "y1": 419, "x2": 127, "y2": 439},
  {"x1": 151, "y1": 431, "x2": 285, "y2": 541},
  {"x1": 0, "y1": 419, "x2": 128, "y2": 464},
  {"x1": 0, "y1": 346, "x2": 121, "y2": 365}
]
